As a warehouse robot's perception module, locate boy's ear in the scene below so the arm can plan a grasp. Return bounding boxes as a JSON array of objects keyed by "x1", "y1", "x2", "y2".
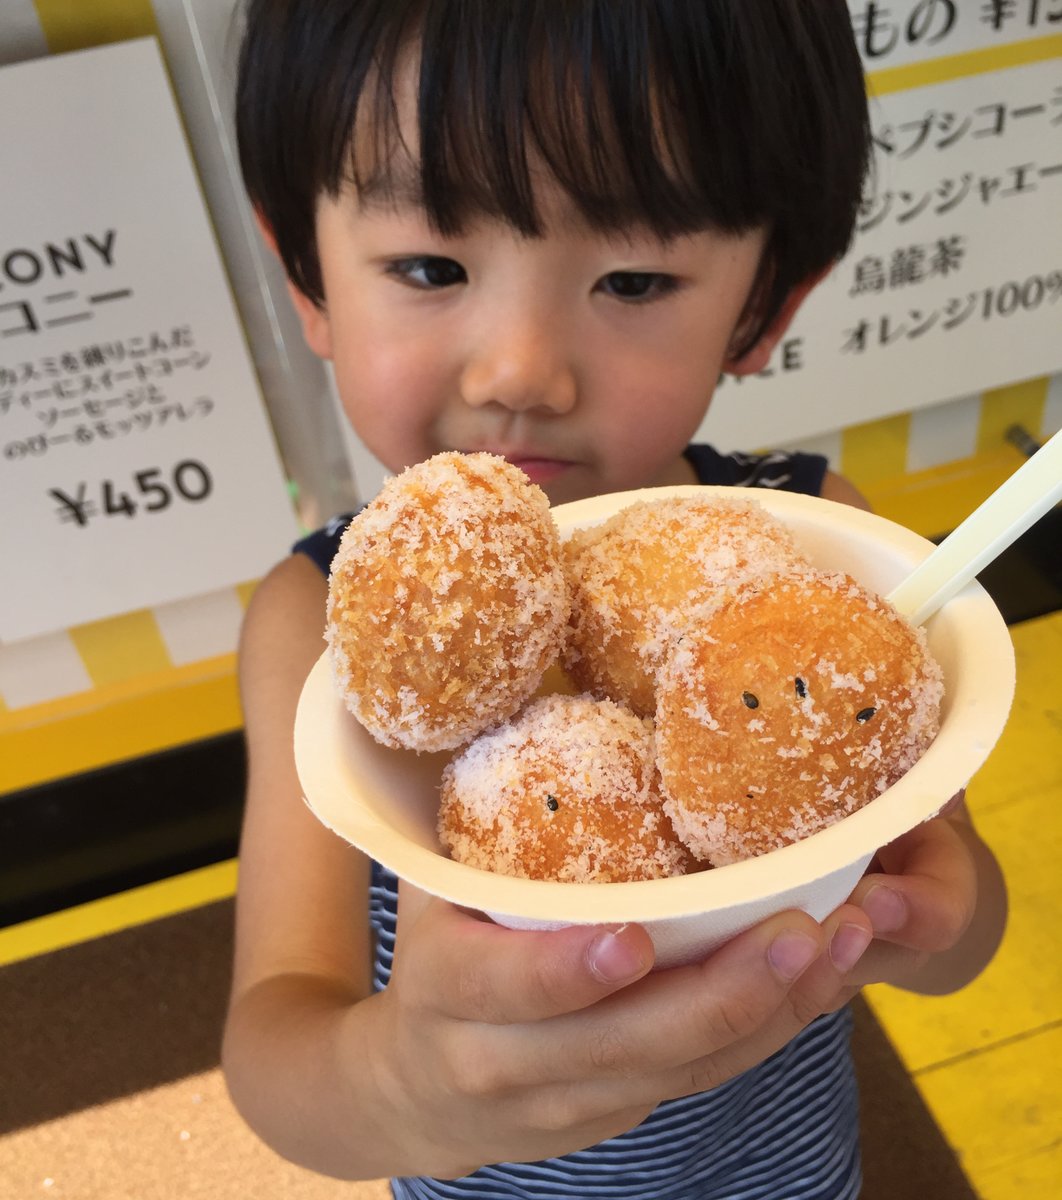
[
  {"x1": 722, "y1": 265, "x2": 832, "y2": 377},
  {"x1": 253, "y1": 209, "x2": 334, "y2": 361}
]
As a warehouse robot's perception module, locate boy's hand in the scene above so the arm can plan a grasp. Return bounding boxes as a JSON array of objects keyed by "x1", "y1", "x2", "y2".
[
  {"x1": 366, "y1": 887, "x2": 872, "y2": 1178},
  {"x1": 819, "y1": 791, "x2": 1006, "y2": 1007}
]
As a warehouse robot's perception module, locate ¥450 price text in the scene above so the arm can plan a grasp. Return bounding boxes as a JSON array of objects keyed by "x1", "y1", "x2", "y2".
[{"x1": 48, "y1": 459, "x2": 213, "y2": 527}]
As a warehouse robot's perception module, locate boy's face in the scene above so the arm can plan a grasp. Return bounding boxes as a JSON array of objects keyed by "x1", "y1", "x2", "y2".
[
  {"x1": 296, "y1": 185, "x2": 768, "y2": 506},
  {"x1": 285, "y1": 66, "x2": 776, "y2": 505}
]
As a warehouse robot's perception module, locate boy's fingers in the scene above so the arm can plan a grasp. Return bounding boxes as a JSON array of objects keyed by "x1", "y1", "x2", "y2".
[
  {"x1": 859, "y1": 874, "x2": 973, "y2": 953},
  {"x1": 653, "y1": 905, "x2": 870, "y2": 1096},
  {"x1": 512, "y1": 909, "x2": 870, "y2": 1119},
  {"x1": 516, "y1": 908, "x2": 835, "y2": 1088},
  {"x1": 404, "y1": 898, "x2": 829, "y2": 1036},
  {"x1": 403, "y1": 899, "x2": 656, "y2": 1023},
  {"x1": 830, "y1": 939, "x2": 929, "y2": 996},
  {"x1": 402, "y1": 897, "x2": 871, "y2": 1101},
  {"x1": 775, "y1": 904, "x2": 874, "y2": 1014},
  {"x1": 850, "y1": 819, "x2": 977, "y2": 952}
]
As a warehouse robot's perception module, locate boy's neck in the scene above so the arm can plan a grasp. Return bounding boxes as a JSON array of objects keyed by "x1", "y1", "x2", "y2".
[{"x1": 647, "y1": 452, "x2": 700, "y2": 490}]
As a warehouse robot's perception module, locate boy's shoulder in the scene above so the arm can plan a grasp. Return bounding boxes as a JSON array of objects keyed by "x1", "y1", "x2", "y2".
[
  {"x1": 686, "y1": 444, "x2": 828, "y2": 496},
  {"x1": 292, "y1": 510, "x2": 360, "y2": 578},
  {"x1": 241, "y1": 552, "x2": 329, "y2": 669}
]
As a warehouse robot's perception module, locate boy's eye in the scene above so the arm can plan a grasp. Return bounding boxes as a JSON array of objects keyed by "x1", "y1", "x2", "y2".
[
  {"x1": 597, "y1": 271, "x2": 679, "y2": 302},
  {"x1": 386, "y1": 256, "x2": 467, "y2": 289}
]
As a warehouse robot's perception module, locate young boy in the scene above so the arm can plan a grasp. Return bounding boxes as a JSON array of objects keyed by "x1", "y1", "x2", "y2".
[{"x1": 223, "y1": 3, "x2": 1007, "y2": 1196}]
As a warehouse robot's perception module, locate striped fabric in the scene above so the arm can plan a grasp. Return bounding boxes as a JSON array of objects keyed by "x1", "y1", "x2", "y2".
[{"x1": 299, "y1": 445, "x2": 862, "y2": 1199}]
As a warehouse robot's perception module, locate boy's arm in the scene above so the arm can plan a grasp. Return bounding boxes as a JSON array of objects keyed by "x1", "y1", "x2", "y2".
[
  {"x1": 222, "y1": 554, "x2": 384, "y2": 1166},
  {"x1": 222, "y1": 554, "x2": 875, "y2": 1182},
  {"x1": 819, "y1": 468, "x2": 872, "y2": 510}
]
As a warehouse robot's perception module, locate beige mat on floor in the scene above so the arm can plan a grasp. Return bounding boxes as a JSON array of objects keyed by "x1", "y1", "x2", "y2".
[{"x1": 0, "y1": 1067, "x2": 390, "y2": 1200}]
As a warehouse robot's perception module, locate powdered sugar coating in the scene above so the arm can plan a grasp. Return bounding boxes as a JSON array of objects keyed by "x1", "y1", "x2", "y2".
[
  {"x1": 438, "y1": 694, "x2": 694, "y2": 883},
  {"x1": 562, "y1": 494, "x2": 807, "y2": 715},
  {"x1": 656, "y1": 569, "x2": 944, "y2": 865},
  {"x1": 327, "y1": 452, "x2": 570, "y2": 752}
]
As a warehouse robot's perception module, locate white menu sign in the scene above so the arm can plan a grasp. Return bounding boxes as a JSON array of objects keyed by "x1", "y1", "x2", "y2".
[
  {"x1": 703, "y1": 19, "x2": 1062, "y2": 448},
  {"x1": 0, "y1": 38, "x2": 298, "y2": 642},
  {"x1": 846, "y1": 0, "x2": 1062, "y2": 69}
]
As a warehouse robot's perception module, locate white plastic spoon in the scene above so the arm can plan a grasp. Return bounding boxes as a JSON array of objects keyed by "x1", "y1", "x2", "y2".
[{"x1": 887, "y1": 426, "x2": 1062, "y2": 626}]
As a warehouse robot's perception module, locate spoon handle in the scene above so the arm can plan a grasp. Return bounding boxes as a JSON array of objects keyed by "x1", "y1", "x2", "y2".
[{"x1": 887, "y1": 427, "x2": 1062, "y2": 625}]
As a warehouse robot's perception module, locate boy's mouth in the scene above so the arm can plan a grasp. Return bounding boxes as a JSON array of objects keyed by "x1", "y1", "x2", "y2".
[
  {"x1": 505, "y1": 457, "x2": 571, "y2": 485},
  {"x1": 467, "y1": 448, "x2": 573, "y2": 485}
]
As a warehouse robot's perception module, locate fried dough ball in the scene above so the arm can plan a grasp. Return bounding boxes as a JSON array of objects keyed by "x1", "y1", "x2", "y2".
[
  {"x1": 438, "y1": 694, "x2": 695, "y2": 883},
  {"x1": 562, "y1": 495, "x2": 807, "y2": 715},
  {"x1": 327, "y1": 452, "x2": 570, "y2": 752},
  {"x1": 655, "y1": 570, "x2": 943, "y2": 865}
]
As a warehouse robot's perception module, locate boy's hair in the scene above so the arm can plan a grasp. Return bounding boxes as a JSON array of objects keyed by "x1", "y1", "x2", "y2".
[{"x1": 236, "y1": 0, "x2": 870, "y2": 357}]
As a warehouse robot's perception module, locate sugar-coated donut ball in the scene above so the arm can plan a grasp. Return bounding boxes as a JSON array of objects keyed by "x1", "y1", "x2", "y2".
[
  {"x1": 562, "y1": 495, "x2": 807, "y2": 715},
  {"x1": 655, "y1": 570, "x2": 944, "y2": 865},
  {"x1": 438, "y1": 694, "x2": 695, "y2": 883},
  {"x1": 327, "y1": 452, "x2": 570, "y2": 752}
]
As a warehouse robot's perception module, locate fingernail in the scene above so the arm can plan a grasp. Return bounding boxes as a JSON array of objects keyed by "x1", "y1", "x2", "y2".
[
  {"x1": 830, "y1": 923, "x2": 872, "y2": 973},
  {"x1": 587, "y1": 925, "x2": 645, "y2": 984},
  {"x1": 768, "y1": 930, "x2": 820, "y2": 981},
  {"x1": 862, "y1": 885, "x2": 906, "y2": 935}
]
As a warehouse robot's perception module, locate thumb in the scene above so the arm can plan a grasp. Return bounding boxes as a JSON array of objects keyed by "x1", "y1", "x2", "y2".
[{"x1": 404, "y1": 901, "x2": 656, "y2": 1023}]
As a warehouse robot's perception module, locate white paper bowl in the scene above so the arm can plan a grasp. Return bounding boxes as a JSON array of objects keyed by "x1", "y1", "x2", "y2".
[{"x1": 294, "y1": 486, "x2": 1015, "y2": 969}]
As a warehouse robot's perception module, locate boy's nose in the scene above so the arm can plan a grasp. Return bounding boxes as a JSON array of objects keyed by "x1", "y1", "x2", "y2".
[{"x1": 459, "y1": 325, "x2": 577, "y2": 415}]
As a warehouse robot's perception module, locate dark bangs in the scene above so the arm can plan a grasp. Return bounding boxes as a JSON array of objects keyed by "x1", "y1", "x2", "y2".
[{"x1": 237, "y1": 0, "x2": 870, "y2": 352}]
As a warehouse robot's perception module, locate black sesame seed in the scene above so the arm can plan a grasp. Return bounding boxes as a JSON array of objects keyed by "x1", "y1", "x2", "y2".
[
  {"x1": 546, "y1": 794, "x2": 559, "y2": 811},
  {"x1": 856, "y1": 707, "x2": 877, "y2": 723},
  {"x1": 742, "y1": 691, "x2": 759, "y2": 709},
  {"x1": 795, "y1": 677, "x2": 808, "y2": 699}
]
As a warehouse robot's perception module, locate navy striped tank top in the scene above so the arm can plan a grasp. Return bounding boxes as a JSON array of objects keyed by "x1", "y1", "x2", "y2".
[{"x1": 295, "y1": 446, "x2": 862, "y2": 1200}]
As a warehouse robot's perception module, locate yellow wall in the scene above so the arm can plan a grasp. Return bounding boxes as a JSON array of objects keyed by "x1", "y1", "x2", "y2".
[
  {"x1": 32, "y1": 0, "x2": 157, "y2": 51},
  {"x1": 842, "y1": 380, "x2": 1053, "y2": 536}
]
